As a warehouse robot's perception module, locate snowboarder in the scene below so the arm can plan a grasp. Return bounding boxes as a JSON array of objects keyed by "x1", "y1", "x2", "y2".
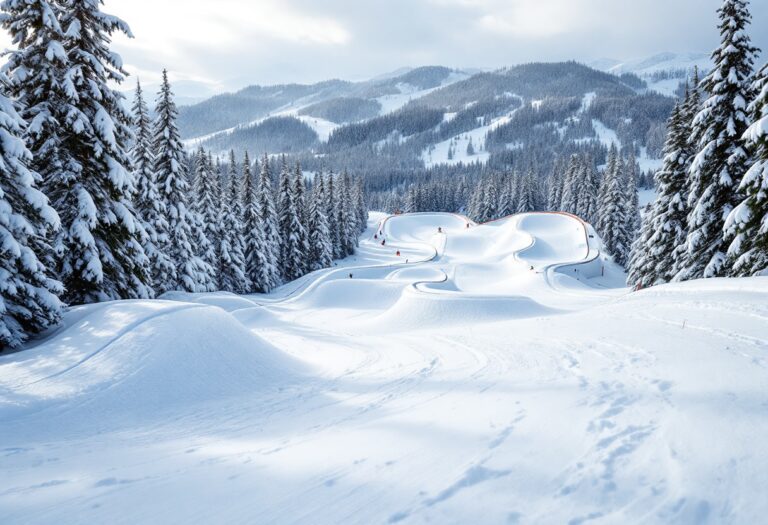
[
  {"x1": 438, "y1": 227, "x2": 442, "y2": 233},
  {"x1": 349, "y1": 273, "x2": 353, "y2": 279},
  {"x1": 381, "y1": 239, "x2": 386, "y2": 246},
  {"x1": 396, "y1": 250, "x2": 401, "y2": 256},
  {"x1": 374, "y1": 234, "x2": 378, "y2": 240}
]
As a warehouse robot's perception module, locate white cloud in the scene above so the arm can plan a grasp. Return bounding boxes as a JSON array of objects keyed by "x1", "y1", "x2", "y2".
[{"x1": 0, "y1": 0, "x2": 766, "y2": 98}]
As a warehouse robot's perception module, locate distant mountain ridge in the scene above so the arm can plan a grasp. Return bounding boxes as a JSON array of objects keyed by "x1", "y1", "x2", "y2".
[{"x1": 176, "y1": 60, "x2": 678, "y2": 180}]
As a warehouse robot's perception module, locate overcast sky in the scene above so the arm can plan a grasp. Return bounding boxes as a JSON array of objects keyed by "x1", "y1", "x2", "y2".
[{"x1": 4, "y1": 0, "x2": 768, "y2": 97}]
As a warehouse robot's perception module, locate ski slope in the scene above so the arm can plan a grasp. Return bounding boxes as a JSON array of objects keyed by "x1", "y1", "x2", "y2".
[{"x1": 1, "y1": 212, "x2": 767, "y2": 524}]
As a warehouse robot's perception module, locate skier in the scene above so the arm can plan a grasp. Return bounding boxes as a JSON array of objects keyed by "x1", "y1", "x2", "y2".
[
  {"x1": 374, "y1": 234, "x2": 378, "y2": 240},
  {"x1": 438, "y1": 227, "x2": 442, "y2": 233},
  {"x1": 396, "y1": 250, "x2": 401, "y2": 256},
  {"x1": 349, "y1": 273, "x2": 353, "y2": 279},
  {"x1": 381, "y1": 239, "x2": 386, "y2": 246}
]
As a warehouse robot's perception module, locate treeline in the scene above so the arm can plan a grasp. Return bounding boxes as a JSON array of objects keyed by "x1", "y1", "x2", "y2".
[
  {"x1": 0, "y1": 1, "x2": 366, "y2": 349},
  {"x1": 628, "y1": 0, "x2": 767, "y2": 285},
  {"x1": 392, "y1": 147, "x2": 642, "y2": 266},
  {"x1": 200, "y1": 116, "x2": 319, "y2": 155}
]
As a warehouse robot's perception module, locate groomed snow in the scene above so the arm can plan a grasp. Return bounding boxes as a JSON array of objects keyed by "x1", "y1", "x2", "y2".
[{"x1": 1, "y1": 212, "x2": 767, "y2": 524}]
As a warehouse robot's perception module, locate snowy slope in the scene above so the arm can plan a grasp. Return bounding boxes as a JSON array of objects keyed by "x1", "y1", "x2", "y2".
[
  {"x1": 605, "y1": 52, "x2": 711, "y2": 76},
  {"x1": 2, "y1": 213, "x2": 767, "y2": 524},
  {"x1": 422, "y1": 96, "x2": 524, "y2": 168},
  {"x1": 592, "y1": 52, "x2": 712, "y2": 97},
  {"x1": 376, "y1": 71, "x2": 471, "y2": 115}
]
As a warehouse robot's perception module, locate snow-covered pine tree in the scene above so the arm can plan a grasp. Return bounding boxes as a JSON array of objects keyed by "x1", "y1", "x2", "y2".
[
  {"x1": 353, "y1": 176, "x2": 367, "y2": 233},
  {"x1": 623, "y1": 152, "x2": 641, "y2": 242},
  {"x1": 255, "y1": 154, "x2": 281, "y2": 290},
  {"x1": 498, "y1": 174, "x2": 515, "y2": 217},
  {"x1": 217, "y1": 151, "x2": 249, "y2": 292},
  {"x1": 516, "y1": 170, "x2": 536, "y2": 214},
  {"x1": 32, "y1": 0, "x2": 151, "y2": 303},
  {"x1": 131, "y1": 79, "x2": 173, "y2": 296},
  {"x1": 467, "y1": 178, "x2": 484, "y2": 221},
  {"x1": 725, "y1": 61, "x2": 768, "y2": 276},
  {"x1": 560, "y1": 155, "x2": 581, "y2": 215},
  {"x1": 596, "y1": 146, "x2": 618, "y2": 232},
  {"x1": 0, "y1": 73, "x2": 62, "y2": 348},
  {"x1": 337, "y1": 170, "x2": 356, "y2": 256},
  {"x1": 598, "y1": 148, "x2": 631, "y2": 265},
  {"x1": 576, "y1": 157, "x2": 599, "y2": 224},
  {"x1": 481, "y1": 177, "x2": 498, "y2": 222},
  {"x1": 277, "y1": 157, "x2": 303, "y2": 281},
  {"x1": 292, "y1": 162, "x2": 310, "y2": 275},
  {"x1": 325, "y1": 170, "x2": 341, "y2": 257},
  {"x1": 241, "y1": 152, "x2": 266, "y2": 292},
  {"x1": 404, "y1": 185, "x2": 418, "y2": 213},
  {"x1": 191, "y1": 148, "x2": 221, "y2": 286},
  {"x1": 308, "y1": 173, "x2": 333, "y2": 271},
  {"x1": 547, "y1": 160, "x2": 564, "y2": 211},
  {"x1": 151, "y1": 70, "x2": 211, "y2": 293},
  {"x1": 676, "y1": 0, "x2": 758, "y2": 280},
  {"x1": 627, "y1": 97, "x2": 693, "y2": 288},
  {"x1": 1, "y1": 2, "x2": 66, "y2": 266}
]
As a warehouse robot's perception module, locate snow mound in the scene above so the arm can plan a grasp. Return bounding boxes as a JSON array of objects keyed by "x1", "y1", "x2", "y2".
[{"x1": 0, "y1": 301, "x2": 299, "y2": 423}]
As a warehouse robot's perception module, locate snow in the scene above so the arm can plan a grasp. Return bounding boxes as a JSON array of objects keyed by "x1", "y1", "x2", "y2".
[
  {"x1": 645, "y1": 77, "x2": 684, "y2": 97},
  {"x1": 603, "y1": 52, "x2": 711, "y2": 76},
  {"x1": 295, "y1": 115, "x2": 338, "y2": 142},
  {"x1": 2, "y1": 212, "x2": 768, "y2": 523},
  {"x1": 375, "y1": 71, "x2": 471, "y2": 115},
  {"x1": 422, "y1": 97, "x2": 524, "y2": 168},
  {"x1": 580, "y1": 91, "x2": 596, "y2": 112}
]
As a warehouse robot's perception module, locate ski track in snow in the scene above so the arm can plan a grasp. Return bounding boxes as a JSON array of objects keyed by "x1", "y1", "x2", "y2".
[{"x1": 1, "y1": 212, "x2": 767, "y2": 524}]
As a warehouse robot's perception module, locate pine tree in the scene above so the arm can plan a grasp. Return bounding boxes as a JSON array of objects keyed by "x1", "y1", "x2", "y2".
[
  {"x1": 1, "y1": 0, "x2": 67, "y2": 275},
  {"x1": 560, "y1": 155, "x2": 581, "y2": 215},
  {"x1": 0, "y1": 0, "x2": 66, "y2": 276},
  {"x1": 24, "y1": 1, "x2": 151, "y2": 303},
  {"x1": 576, "y1": 157, "x2": 599, "y2": 223},
  {"x1": 516, "y1": 170, "x2": 537, "y2": 214},
  {"x1": 598, "y1": 149, "x2": 631, "y2": 265},
  {"x1": 547, "y1": 160, "x2": 564, "y2": 211},
  {"x1": 241, "y1": 152, "x2": 266, "y2": 292},
  {"x1": 217, "y1": 151, "x2": 249, "y2": 292},
  {"x1": 337, "y1": 170, "x2": 356, "y2": 256},
  {"x1": 481, "y1": 177, "x2": 498, "y2": 222},
  {"x1": 192, "y1": 148, "x2": 220, "y2": 284},
  {"x1": 0, "y1": 74, "x2": 62, "y2": 348},
  {"x1": 308, "y1": 173, "x2": 333, "y2": 270},
  {"x1": 498, "y1": 173, "x2": 515, "y2": 217},
  {"x1": 628, "y1": 97, "x2": 693, "y2": 288},
  {"x1": 623, "y1": 152, "x2": 641, "y2": 242},
  {"x1": 131, "y1": 79, "x2": 173, "y2": 296},
  {"x1": 676, "y1": 0, "x2": 758, "y2": 280},
  {"x1": 278, "y1": 157, "x2": 306, "y2": 281},
  {"x1": 293, "y1": 162, "x2": 310, "y2": 275},
  {"x1": 325, "y1": 170, "x2": 341, "y2": 257},
  {"x1": 404, "y1": 185, "x2": 418, "y2": 213},
  {"x1": 353, "y1": 176, "x2": 367, "y2": 233},
  {"x1": 725, "y1": 62, "x2": 768, "y2": 276},
  {"x1": 152, "y1": 70, "x2": 211, "y2": 293},
  {"x1": 256, "y1": 154, "x2": 282, "y2": 292}
]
